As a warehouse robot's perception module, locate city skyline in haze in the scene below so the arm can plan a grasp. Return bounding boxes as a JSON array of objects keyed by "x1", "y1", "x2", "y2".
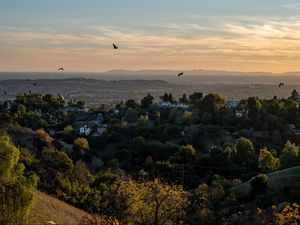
[{"x1": 1, "y1": 0, "x2": 300, "y2": 73}]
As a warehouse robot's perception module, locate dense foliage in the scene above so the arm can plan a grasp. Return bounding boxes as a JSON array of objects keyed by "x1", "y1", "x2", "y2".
[
  {"x1": 0, "y1": 133, "x2": 38, "y2": 225},
  {"x1": 1, "y1": 90, "x2": 300, "y2": 224}
]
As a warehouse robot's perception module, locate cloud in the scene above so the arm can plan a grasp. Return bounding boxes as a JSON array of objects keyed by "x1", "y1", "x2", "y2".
[
  {"x1": 226, "y1": 18, "x2": 300, "y2": 39},
  {"x1": 1, "y1": 17, "x2": 300, "y2": 72},
  {"x1": 282, "y1": 3, "x2": 300, "y2": 9}
]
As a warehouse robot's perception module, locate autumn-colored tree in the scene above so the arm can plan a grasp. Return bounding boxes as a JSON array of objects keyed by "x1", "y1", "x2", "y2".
[
  {"x1": 113, "y1": 178, "x2": 189, "y2": 225},
  {"x1": 273, "y1": 203, "x2": 300, "y2": 225}
]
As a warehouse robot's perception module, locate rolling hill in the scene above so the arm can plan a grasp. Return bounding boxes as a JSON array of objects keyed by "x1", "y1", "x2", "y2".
[{"x1": 231, "y1": 166, "x2": 300, "y2": 198}]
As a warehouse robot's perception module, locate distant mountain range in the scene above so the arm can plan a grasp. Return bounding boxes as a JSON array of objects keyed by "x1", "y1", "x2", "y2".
[
  {"x1": 103, "y1": 69, "x2": 300, "y2": 76},
  {"x1": 0, "y1": 69, "x2": 299, "y2": 80}
]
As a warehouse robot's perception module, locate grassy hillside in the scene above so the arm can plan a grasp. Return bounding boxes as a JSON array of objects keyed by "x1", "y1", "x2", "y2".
[
  {"x1": 231, "y1": 166, "x2": 300, "y2": 198},
  {"x1": 29, "y1": 191, "x2": 89, "y2": 225}
]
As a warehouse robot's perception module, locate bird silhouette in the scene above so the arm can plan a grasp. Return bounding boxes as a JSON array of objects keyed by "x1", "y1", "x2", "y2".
[
  {"x1": 112, "y1": 43, "x2": 118, "y2": 49},
  {"x1": 33, "y1": 82, "x2": 37, "y2": 86},
  {"x1": 58, "y1": 67, "x2": 64, "y2": 71},
  {"x1": 178, "y1": 72, "x2": 184, "y2": 77},
  {"x1": 279, "y1": 83, "x2": 284, "y2": 87},
  {"x1": 4, "y1": 91, "x2": 7, "y2": 95}
]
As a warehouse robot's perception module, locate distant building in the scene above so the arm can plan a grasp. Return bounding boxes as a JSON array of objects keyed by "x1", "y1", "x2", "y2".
[
  {"x1": 62, "y1": 106, "x2": 87, "y2": 113},
  {"x1": 172, "y1": 103, "x2": 190, "y2": 109},
  {"x1": 79, "y1": 125, "x2": 91, "y2": 136},
  {"x1": 289, "y1": 124, "x2": 300, "y2": 136},
  {"x1": 160, "y1": 101, "x2": 172, "y2": 108},
  {"x1": 91, "y1": 127, "x2": 107, "y2": 137},
  {"x1": 159, "y1": 101, "x2": 190, "y2": 110},
  {"x1": 295, "y1": 96, "x2": 300, "y2": 103},
  {"x1": 226, "y1": 100, "x2": 238, "y2": 108},
  {"x1": 235, "y1": 110, "x2": 244, "y2": 118}
]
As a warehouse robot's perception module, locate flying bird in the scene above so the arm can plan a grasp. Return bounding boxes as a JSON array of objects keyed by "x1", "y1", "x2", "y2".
[
  {"x1": 58, "y1": 67, "x2": 64, "y2": 71},
  {"x1": 279, "y1": 83, "x2": 284, "y2": 87},
  {"x1": 112, "y1": 43, "x2": 118, "y2": 49},
  {"x1": 178, "y1": 72, "x2": 184, "y2": 77},
  {"x1": 33, "y1": 82, "x2": 37, "y2": 86}
]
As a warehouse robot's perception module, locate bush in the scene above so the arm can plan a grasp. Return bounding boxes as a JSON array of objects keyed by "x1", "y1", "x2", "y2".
[
  {"x1": 74, "y1": 137, "x2": 90, "y2": 152},
  {"x1": 250, "y1": 174, "x2": 269, "y2": 197}
]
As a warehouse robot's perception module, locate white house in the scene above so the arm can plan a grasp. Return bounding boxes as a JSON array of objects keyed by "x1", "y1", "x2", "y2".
[
  {"x1": 235, "y1": 110, "x2": 243, "y2": 118},
  {"x1": 160, "y1": 101, "x2": 172, "y2": 108},
  {"x1": 159, "y1": 101, "x2": 190, "y2": 109},
  {"x1": 79, "y1": 125, "x2": 91, "y2": 136},
  {"x1": 174, "y1": 103, "x2": 190, "y2": 109}
]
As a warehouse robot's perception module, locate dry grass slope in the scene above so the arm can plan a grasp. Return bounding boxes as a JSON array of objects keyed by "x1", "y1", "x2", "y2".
[{"x1": 29, "y1": 191, "x2": 89, "y2": 225}]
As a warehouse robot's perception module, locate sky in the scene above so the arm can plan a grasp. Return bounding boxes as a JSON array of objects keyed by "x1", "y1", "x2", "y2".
[{"x1": 1, "y1": 0, "x2": 300, "y2": 73}]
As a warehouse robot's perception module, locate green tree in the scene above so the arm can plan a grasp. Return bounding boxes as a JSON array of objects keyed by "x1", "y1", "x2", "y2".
[
  {"x1": 290, "y1": 89, "x2": 299, "y2": 100},
  {"x1": 250, "y1": 174, "x2": 268, "y2": 196},
  {"x1": 160, "y1": 93, "x2": 175, "y2": 103},
  {"x1": 235, "y1": 137, "x2": 257, "y2": 170},
  {"x1": 189, "y1": 92, "x2": 203, "y2": 104},
  {"x1": 199, "y1": 93, "x2": 224, "y2": 121},
  {"x1": 175, "y1": 144, "x2": 197, "y2": 164},
  {"x1": 125, "y1": 99, "x2": 139, "y2": 109},
  {"x1": 258, "y1": 147, "x2": 279, "y2": 173},
  {"x1": 0, "y1": 134, "x2": 38, "y2": 225},
  {"x1": 280, "y1": 141, "x2": 300, "y2": 169},
  {"x1": 63, "y1": 125, "x2": 75, "y2": 142},
  {"x1": 179, "y1": 93, "x2": 189, "y2": 103},
  {"x1": 141, "y1": 94, "x2": 154, "y2": 108},
  {"x1": 63, "y1": 125, "x2": 74, "y2": 136},
  {"x1": 74, "y1": 137, "x2": 90, "y2": 152},
  {"x1": 247, "y1": 97, "x2": 262, "y2": 123},
  {"x1": 124, "y1": 108, "x2": 138, "y2": 123},
  {"x1": 71, "y1": 160, "x2": 94, "y2": 185}
]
